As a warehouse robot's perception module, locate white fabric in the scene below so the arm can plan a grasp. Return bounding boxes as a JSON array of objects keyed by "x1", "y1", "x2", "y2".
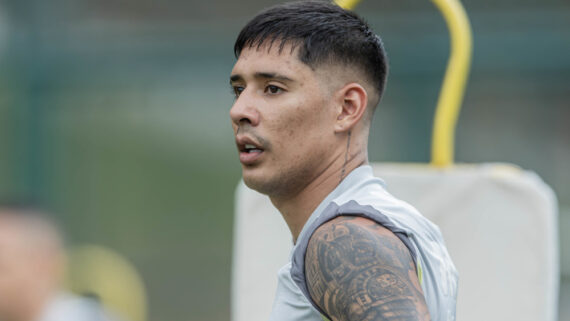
[
  {"x1": 231, "y1": 162, "x2": 559, "y2": 321},
  {"x1": 38, "y1": 292, "x2": 121, "y2": 321}
]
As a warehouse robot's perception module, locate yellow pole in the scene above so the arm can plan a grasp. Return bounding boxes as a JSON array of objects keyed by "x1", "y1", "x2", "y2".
[
  {"x1": 334, "y1": 0, "x2": 362, "y2": 10},
  {"x1": 430, "y1": 0, "x2": 473, "y2": 167},
  {"x1": 334, "y1": 0, "x2": 472, "y2": 167}
]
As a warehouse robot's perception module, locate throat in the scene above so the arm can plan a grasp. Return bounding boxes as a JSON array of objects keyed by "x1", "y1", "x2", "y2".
[{"x1": 269, "y1": 168, "x2": 345, "y2": 242}]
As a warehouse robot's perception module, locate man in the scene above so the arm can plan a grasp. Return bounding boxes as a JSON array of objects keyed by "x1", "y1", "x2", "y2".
[
  {"x1": 229, "y1": 1, "x2": 458, "y2": 320},
  {"x1": 0, "y1": 203, "x2": 119, "y2": 321}
]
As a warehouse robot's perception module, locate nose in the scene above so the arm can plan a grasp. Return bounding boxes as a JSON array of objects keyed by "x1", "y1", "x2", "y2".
[{"x1": 230, "y1": 91, "x2": 260, "y2": 128}]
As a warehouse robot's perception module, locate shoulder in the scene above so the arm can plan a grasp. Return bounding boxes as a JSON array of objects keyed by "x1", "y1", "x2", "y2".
[{"x1": 305, "y1": 215, "x2": 430, "y2": 321}]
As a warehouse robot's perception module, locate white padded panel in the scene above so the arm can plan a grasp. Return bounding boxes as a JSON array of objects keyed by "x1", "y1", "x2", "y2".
[
  {"x1": 372, "y1": 163, "x2": 559, "y2": 321},
  {"x1": 231, "y1": 163, "x2": 559, "y2": 321},
  {"x1": 232, "y1": 181, "x2": 292, "y2": 321}
]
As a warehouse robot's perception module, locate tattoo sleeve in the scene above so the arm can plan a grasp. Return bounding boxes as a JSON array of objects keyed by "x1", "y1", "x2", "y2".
[{"x1": 305, "y1": 216, "x2": 430, "y2": 321}]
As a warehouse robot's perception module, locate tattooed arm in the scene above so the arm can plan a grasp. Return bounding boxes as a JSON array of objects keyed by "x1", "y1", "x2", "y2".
[{"x1": 305, "y1": 216, "x2": 430, "y2": 321}]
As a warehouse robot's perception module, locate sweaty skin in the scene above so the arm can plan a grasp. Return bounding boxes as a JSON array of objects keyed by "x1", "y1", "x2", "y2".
[{"x1": 306, "y1": 216, "x2": 430, "y2": 321}]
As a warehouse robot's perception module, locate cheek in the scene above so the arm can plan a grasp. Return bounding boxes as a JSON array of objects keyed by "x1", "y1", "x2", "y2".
[
  {"x1": 273, "y1": 108, "x2": 312, "y2": 141},
  {"x1": 293, "y1": 101, "x2": 333, "y2": 141},
  {"x1": 269, "y1": 103, "x2": 331, "y2": 156},
  {"x1": 0, "y1": 263, "x2": 25, "y2": 295}
]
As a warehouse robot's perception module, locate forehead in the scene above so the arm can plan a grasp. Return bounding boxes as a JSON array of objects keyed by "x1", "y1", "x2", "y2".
[
  {"x1": 231, "y1": 43, "x2": 313, "y2": 79},
  {"x1": 0, "y1": 218, "x2": 25, "y2": 251}
]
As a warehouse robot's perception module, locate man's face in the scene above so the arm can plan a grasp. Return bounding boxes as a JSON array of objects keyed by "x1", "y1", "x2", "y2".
[
  {"x1": 0, "y1": 218, "x2": 39, "y2": 318},
  {"x1": 230, "y1": 44, "x2": 338, "y2": 197},
  {"x1": 0, "y1": 216, "x2": 59, "y2": 320}
]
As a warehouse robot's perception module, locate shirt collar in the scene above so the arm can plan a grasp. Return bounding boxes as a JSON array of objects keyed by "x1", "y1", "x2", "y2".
[{"x1": 293, "y1": 164, "x2": 378, "y2": 248}]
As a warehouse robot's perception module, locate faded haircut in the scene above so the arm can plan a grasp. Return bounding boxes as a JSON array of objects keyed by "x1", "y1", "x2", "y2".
[{"x1": 234, "y1": 0, "x2": 388, "y2": 109}]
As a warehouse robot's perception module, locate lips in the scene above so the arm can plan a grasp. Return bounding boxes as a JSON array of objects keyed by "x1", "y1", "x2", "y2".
[
  {"x1": 236, "y1": 136, "x2": 265, "y2": 165},
  {"x1": 243, "y1": 143, "x2": 263, "y2": 153}
]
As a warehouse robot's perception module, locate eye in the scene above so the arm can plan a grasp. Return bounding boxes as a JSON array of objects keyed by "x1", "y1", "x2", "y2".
[
  {"x1": 232, "y1": 86, "x2": 245, "y2": 98},
  {"x1": 265, "y1": 85, "x2": 283, "y2": 95}
]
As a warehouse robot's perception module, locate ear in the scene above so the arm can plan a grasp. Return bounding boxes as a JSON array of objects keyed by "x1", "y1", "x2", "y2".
[{"x1": 333, "y1": 83, "x2": 368, "y2": 133}]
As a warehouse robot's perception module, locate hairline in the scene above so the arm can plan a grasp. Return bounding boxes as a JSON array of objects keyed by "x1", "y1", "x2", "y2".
[
  {"x1": 238, "y1": 38, "x2": 381, "y2": 110},
  {"x1": 0, "y1": 207, "x2": 65, "y2": 253}
]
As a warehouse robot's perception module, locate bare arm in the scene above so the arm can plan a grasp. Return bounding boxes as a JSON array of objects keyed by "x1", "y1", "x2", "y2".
[{"x1": 305, "y1": 216, "x2": 430, "y2": 321}]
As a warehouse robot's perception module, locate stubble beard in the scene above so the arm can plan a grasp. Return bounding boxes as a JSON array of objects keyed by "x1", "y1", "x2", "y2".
[{"x1": 243, "y1": 159, "x2": 318, "y2": 202}]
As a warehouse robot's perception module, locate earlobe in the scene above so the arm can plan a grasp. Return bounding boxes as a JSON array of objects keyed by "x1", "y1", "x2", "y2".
[{"x1": 334, "y1": 83, "x2": 368, "y2": 133}]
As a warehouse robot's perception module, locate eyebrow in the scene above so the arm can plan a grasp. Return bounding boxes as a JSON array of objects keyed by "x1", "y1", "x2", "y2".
[{"x1": 230, "y1": 72, "x2": 294, "y2": 84}]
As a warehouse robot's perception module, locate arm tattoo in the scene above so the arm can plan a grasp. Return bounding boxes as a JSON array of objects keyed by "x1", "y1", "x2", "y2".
[{"x1": 305, "y1": 216, "x2": 430, "y2": 321}]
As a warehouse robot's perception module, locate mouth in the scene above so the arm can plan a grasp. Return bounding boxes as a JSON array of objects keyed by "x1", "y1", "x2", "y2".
[
  {"x1": 241, "y1": 143, "x2": 264, "y2": 154},
  {"x1": 236, "y1": 137, "x2": 265, "y2": 165}
]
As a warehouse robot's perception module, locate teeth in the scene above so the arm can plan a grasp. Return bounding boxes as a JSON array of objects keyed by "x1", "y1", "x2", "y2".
[{"x1": 245, "y1": 144, "x2": 256, "y2": 149}]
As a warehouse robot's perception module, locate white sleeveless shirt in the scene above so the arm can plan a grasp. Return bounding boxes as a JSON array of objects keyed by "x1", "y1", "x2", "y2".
[{"x1": 268, "y1": 165, "x2": 458, "y2": 321}]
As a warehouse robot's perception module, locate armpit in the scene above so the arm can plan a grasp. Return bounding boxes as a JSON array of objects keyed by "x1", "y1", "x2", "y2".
[{"x1": 305, "y1": 216, "x2": 430, "y2": 321}]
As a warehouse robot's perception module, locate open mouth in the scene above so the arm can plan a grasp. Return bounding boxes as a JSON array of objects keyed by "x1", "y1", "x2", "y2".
[
  {"x1": 243, "y1": 144, "x2": 264, "y2": 154},
  {"x1": 237, "y1": 139, "x2": 265, "y2": 165}
]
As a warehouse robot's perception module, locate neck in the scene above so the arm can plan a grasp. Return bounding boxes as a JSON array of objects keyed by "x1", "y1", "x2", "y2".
[{"x1": 270, "y1": 140, "x2": 367, "y2": 243}]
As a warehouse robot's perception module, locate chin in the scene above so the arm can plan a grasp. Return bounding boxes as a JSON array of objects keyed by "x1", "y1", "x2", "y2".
[
  {"x1": 242, "y1": 165, "x2": 308, "y2": 199},
  {"x1": 242, "y1": 169, "x2": 282, "y2": 196},
  {"x1": 242, "y1": 175, "x2": 271, "y2": 195}
]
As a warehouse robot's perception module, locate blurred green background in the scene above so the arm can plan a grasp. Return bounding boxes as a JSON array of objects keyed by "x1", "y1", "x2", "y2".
[{"x1": 0, "y1": 0, "x2": 568, "y2": 320}]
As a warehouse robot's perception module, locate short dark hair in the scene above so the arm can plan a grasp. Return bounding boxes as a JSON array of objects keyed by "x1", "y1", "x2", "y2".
[
  {"x1": 234, "y1": 0, "x2": 388, "y2": 108},
  {"x1": 0, "y1": 199, "x2": 44, "y2": 212}
]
